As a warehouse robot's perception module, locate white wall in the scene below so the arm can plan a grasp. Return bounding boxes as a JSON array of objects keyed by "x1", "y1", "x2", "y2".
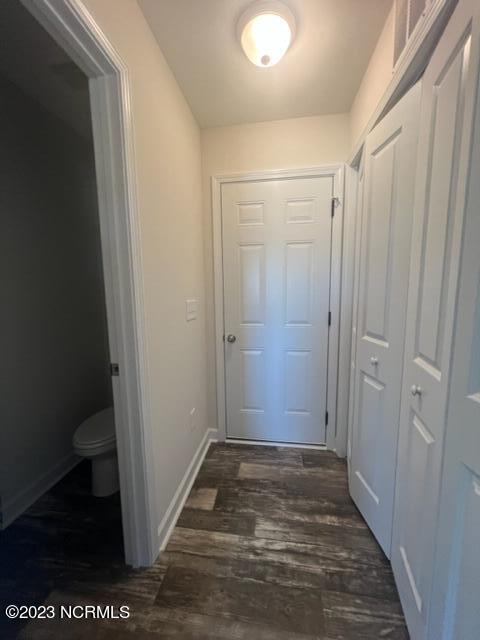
[
  {"x1": 0, "y1": 75, "x2": 112, "y2": 524},
  {"x1": 349, "y1": 5, "x2": 395, "y2": 149},
  {"x1": 80, "y1": 0, "x2": 209, "y2": 547},
  {"x1": 80, "y1": 0, "x2": 392, "y2": 493},
  {"x1": 201, "y1": 113, "x2": 350, "y2": 431}
]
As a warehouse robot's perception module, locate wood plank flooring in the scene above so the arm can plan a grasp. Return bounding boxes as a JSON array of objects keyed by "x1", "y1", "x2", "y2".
[{"x1": 1, "y1": 443, "x2": 409, "y2": 639}]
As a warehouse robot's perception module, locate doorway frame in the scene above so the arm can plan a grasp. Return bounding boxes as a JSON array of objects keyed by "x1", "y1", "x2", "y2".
[
  {"x1": 21, "y1": 0, "x2": 157, "y2": 567},
  {"x1": 212, "y1": 165, "x2": 344, "y2": 450}
]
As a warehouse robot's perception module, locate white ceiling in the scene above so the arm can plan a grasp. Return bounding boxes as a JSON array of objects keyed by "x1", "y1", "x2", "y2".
[{"x1": 138, "y1": 0, "x2": 393, "y2": 128}]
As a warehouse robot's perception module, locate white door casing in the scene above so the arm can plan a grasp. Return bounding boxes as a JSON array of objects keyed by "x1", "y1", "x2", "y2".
[
  {"x1": 427, "y1": 13, "x2": 480, "y2": 636},
  {"x1": 347, "y1": 151, "x2": 365, "y2": 467},
  {"x1": 222, "y1": 176, "x2": 333, "y2": 444},
  {"x1": 349, "y1": 81, "x2": 421, "y2": 556},
  {"x1": 337, "y1": 162, "x2": 362, "y2": 458},
  {"x1": 22, "y1": 0, "x2": 157, "y2": 566},
  {"x1": 391, "y1": 1, "x2": 480, "y2": 637}
]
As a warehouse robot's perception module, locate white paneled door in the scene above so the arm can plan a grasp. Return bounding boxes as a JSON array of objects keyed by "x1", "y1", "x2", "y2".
[
  {"x1": 428, "y1": 23, "x2": 480, "y2": 638},
  {"x1": 349, "y1": 81, "x2": 421, "y2": 556},
  {"x1": 222, "y1": 176, "x2": 333, "y2": 444},
  {"x1": 391, "y1": 1, "x2": 480, "y2": 637}
]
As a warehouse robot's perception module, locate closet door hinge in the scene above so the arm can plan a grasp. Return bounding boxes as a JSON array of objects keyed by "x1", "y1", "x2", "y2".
[
  {"x1": 331, "y1": 197, "x2": 340, "y2": 217},
  {"x1": 110, "y1": 362, "x2": 120, "y2": 377},
  {"x1": 328, "y1": 311, "x2": 332, "y2": 327},
  {"x1": 325, "y1": 410, "x2": 329, "y2": 426}
]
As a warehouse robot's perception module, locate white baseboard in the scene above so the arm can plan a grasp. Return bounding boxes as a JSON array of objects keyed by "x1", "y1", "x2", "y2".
[
  {"x1": 0, "y1": 453, "x2": 80, "y2": 529},
  {"x1": 157, "y1": 428, "x2": 218, "y2": 552}
]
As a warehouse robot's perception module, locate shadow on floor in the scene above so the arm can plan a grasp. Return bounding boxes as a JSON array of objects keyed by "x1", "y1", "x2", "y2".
[{"x1": 0, "y1": 461, "x2": 124, "y2": 639}]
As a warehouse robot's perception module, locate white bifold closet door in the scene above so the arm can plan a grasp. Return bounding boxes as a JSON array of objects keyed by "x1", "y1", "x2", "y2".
[
  {"x1": 222, "y1": 176, "x2": 333, "y2": 444},
  {"x1": 349, "y1": 81, "x2": 420, "y2": 556},
  {"x1": 391, "y1": 0, "x2": 480, "y2": 638},
  {"x1": 428, "y1": 19, "x2": 480, "y2": 638}
]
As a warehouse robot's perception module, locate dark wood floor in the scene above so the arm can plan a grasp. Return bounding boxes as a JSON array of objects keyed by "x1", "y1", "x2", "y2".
[{"x1": 1, "y1": 443, "x2": 408, "y2": 639}]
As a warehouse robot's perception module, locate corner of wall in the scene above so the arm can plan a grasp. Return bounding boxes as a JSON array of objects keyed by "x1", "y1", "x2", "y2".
[{"x1": 1, "y1": 454, "x2": 80, "y2": 530}]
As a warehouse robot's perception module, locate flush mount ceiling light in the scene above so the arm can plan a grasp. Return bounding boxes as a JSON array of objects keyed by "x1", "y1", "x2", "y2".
[{"x1": 237, "y1": 1, "x2": 296, "y2": 68}]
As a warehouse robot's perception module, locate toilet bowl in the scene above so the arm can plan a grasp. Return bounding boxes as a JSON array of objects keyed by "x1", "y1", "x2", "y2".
[{"x1": 73, "y1": 406, "x2": 119, "y2": 497}]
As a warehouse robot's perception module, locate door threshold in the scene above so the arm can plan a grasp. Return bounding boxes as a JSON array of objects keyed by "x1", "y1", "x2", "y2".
[{"x1": 225, "y1": 438, "x2": 328, "y2": 451}]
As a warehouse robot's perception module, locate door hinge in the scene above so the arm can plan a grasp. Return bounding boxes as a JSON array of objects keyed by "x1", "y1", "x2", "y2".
[
  {"x1": 110, "y1": 362, "x2": 120, "y2": 377},
  {"x1": 325, "y1": 410, "x2": 329, "y2": 426},
  {"x1": 328, "y1": 311, "x2": 332, "y2": 327},
  {"x1": 331, "y1": 197, "x2": 339, "y2": 217}
]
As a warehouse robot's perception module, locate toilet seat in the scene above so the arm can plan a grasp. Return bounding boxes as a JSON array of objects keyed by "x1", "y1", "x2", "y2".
[{"x1": 73, "y1": 407, "x2": 115, "y2": 456}]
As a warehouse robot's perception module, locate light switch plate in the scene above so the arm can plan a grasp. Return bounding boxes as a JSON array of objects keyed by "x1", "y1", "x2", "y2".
[{"x1": 186, "y1": 299, "x2": 198, "y2": 321}]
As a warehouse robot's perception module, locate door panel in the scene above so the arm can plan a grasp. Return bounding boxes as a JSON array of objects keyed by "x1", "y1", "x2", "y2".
[
  {"x1": 238, "y1": 244, "x2": 265, "y2": 324},
  {"x1": 415, "y1": 45, "x2": 469, "y2": 374},
  {"x1": 363, "y1": 131, "x2": 399, "y2": 344},
  {"x1": 428, "y1": 4, "x2": 480, "y2": 637},
  {"x1": 285, "y1": 242, "x2": 314, "y2": 325},
  {"x1": 241, "y1": 349, "x2": 265, "y2": 411},
  {"x1": 441, "y1": 470, "x2": 480, "y2": 640},
  {"x1": 391, "y1": 1, "x2": 480, "y2": 637},
  {"x1": 349, "y1": 81, "x2": 421, "y2": 556},
  {"x1": 222, "y1": 176, "x2": 333, "y2": 444},
  {"x1": 356, "y1": 372, "x2": 386, "y2": 503}
]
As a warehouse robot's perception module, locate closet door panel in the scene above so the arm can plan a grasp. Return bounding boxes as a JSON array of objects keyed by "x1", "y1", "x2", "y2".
[
  {"x1": 391, "y1": 1, "x2": 480, "y2": 637},
  {"x1": 415, "y1": 46, "x2": 468, "y2": 375},
  {"x1": 428, "y1": 4, "x2": 480, "y2": 638},
  {"x1": 349, "y1": 81, "x2": 420, "y2": 556}
]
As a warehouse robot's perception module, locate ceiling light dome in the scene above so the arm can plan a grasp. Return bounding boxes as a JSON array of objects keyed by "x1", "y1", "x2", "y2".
[{"x1": 237, "y1": 1, "x2": 296, "y2": 68}]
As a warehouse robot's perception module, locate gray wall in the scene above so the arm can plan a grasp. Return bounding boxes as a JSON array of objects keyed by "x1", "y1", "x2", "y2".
[{"x1": 0, "y1": 75, "x2": 112, "y2": 525}]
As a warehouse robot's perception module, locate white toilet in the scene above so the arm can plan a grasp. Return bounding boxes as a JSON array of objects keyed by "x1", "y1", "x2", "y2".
[{"x1": 73, "y1": 406, "x2": 119, "y2": 497}]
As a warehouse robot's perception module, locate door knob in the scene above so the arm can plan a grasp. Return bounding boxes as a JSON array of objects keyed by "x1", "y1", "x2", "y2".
[
  {"x1": 226, "y1": 334, "x2": 236, "y2": 343},
  {"x1": 370, "y1": 357, "x2": 378, "y2": 365},
  {"x1": 411, "y1": 385, "x2": 422, "y2": 397}
]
